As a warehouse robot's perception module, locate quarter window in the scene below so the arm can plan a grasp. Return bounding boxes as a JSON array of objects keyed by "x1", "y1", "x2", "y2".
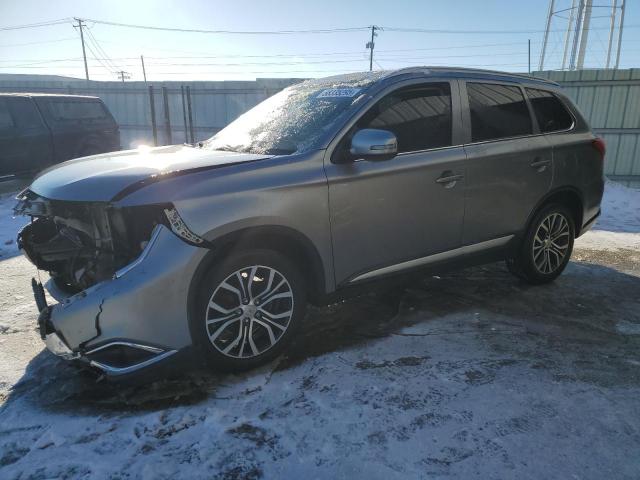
[
  {"x1": 526, "y1": 88, "x2": 573, "y2": 133},
  {"x1": 358, "y1": 83, "x2": 452, "y2": 153},
  {"x1": 47, "y1": 100, "x2": 108, "y2": 122},
  {"x1": 467, "y1": 83, "x2": 532, "y2": 142}
]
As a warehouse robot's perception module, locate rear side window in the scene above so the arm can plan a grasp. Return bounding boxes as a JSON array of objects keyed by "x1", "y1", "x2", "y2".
[
  {"x1": 359, "y1": 82, "x2": 452, "y2": 153},
  {"x1": 7, "y1": 98, "x2": 43, "y2": 129},
  {"x1": 467, "y1": 83, "x2": 532, "y2": 142},
  {"x1": 47, "y1": 99, "x2": 108, "y2": 122},
  {"x1": 0, "y1": 99, "x2": 14, "y2": 129},
  {"x1": 525, "y1": 88, "x2": 573, "y2": 133}
]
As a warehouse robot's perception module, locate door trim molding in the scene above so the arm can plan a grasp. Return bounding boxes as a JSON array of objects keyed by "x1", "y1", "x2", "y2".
[{"x1": 348, "y1": 234, "x2": 514, "y2": 283}]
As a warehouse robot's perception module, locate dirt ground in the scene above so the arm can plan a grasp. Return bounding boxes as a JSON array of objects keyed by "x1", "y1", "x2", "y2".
[{"x1": 0, "y1": 183, "x2": 639, "y2": 479}]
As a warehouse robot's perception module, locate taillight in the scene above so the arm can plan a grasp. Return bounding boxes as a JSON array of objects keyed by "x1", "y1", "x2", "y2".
[{"x1": 592, "y1": 137, "x2": 606, "y2": 160}]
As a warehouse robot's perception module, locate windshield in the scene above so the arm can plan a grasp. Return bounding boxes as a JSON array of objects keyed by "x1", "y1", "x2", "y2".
[{"x1": 204, "y1": 78, "x2": 380, "y2": 155}]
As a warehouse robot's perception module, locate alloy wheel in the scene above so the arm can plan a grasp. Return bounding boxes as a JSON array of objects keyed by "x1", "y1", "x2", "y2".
[
  {"x1": 532, "y1": 212, "x2": 570, "y2": 274},
  {"x1": 205, "y1": 265, "x2": 294, "y2": 359}
]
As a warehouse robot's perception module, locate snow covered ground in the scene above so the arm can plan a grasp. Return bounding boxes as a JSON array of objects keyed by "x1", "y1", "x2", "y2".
[{"x1": 0, "y1": 182, "x2": 639, "y2": 479}]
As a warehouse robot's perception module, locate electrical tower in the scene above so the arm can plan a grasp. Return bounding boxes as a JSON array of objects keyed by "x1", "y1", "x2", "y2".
[{"x1": 539, "y1": 0, "x2": 626, "y2": 71}]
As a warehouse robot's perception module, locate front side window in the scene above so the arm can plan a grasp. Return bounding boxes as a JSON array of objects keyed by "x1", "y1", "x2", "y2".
[
  {"x1": 526, "y1": 88, "x2": 573, "y2": 133},
  {"x1": 467, "y1": 83, "x2": 532, "y2": 142},
  {"x1": 357, "y1": 83, "x2": 452, "y2": 153},
  {"x1": 7, "y1": 98, "x2": 42, "y2": 129}
]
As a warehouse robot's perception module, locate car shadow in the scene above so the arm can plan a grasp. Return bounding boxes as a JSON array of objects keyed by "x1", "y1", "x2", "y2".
[{"x1": 2, "y1": 259, "x2": 640, "y2": 415}]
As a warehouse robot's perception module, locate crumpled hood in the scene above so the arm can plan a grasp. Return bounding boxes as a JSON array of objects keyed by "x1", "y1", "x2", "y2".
[{"x1": 29, "y1": 145, "x2": 271, "y2": 202}]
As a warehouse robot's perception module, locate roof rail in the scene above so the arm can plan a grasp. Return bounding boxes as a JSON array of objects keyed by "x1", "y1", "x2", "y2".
[{"x1": 387, "y1": 66, "x2": 560, "y2": 86}]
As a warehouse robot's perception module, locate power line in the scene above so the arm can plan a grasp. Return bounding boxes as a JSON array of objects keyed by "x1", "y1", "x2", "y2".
[
  {"x1": 83, "y1": 18, "x2": 369, "y2": 35},
  {"x1": 0, "y1": 37, "x2": 76, "y2": 48},
  {"x1": 0, "y1": 18, "x2": 70, "y2": 31}
]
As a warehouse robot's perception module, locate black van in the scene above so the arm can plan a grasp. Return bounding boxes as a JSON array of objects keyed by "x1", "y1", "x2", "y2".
[{"x1": 0, "y1": 93, "x2": 120, "y2": 177}]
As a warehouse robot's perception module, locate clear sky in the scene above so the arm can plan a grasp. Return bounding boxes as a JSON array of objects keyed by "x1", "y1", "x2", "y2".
[{"x1": 1, "y1": 0, "x2": 639, "y2": 82}]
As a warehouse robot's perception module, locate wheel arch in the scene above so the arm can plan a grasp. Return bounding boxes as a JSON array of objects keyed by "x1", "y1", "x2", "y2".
[
  {"x1": 523, "y1": 186, "x2": 584, "y2": 238},
  {"x1": 187, "y1": 225, "x2": 328, "y2": 316}
]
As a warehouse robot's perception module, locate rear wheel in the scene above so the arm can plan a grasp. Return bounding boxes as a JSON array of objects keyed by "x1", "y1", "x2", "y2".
[
  {"x1": 507, "y1": 204, "x2": 575, "y2": 285},
  {"x1": 193, "y1": 249, "x2": 306, "y2": 372}
]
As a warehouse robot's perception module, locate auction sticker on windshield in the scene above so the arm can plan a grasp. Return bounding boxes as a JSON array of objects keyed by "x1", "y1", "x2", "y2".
[{"x1": 317, "y1": 88, "x2": 361, "y2": 98}]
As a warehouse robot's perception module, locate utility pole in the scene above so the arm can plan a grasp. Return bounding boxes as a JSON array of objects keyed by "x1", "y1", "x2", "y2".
[
  {"x1": 73, "y1": 17, "x2": 89, "y2": 81},
  {"x1": 366, "y1": 25, "x2": 378, "y2": 72},
  {"x1": 117, "y1": 70, "x2": 131, "y2": 83},
  {"x1": 140, "y1": 55, "x2": 147, "y2": 83},
  {"x1": 528, "y1": 39, "x2": 531, "y2": 74}
]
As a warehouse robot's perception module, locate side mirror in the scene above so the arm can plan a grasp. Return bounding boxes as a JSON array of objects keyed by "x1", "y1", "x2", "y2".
[{"x1": 349, "y1": 128, "x2": 398, "y2": 161}]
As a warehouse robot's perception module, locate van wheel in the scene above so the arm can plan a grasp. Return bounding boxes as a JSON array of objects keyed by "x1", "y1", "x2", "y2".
[
  {"x1": 193, "y1": 249, "x2": 306, "y2": 372},
  {"x1": 507, "y1": 204, "x2": 575, "y2": 285}
]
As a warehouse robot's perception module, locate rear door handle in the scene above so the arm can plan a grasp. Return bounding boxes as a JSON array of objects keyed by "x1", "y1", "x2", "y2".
[
  {"x1": 435, "y1": 173, "x2": 464, "y2": 188},
  {"x1": 530, "y1": 158, "x2": 551, "y2": 172}
]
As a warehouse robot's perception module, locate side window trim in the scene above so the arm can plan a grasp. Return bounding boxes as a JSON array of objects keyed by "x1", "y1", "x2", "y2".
[
  {"x1": 328, "y1": 78, "x2": 464, "y2": 163},
  {"x1": 460, "y1": 79, "x2": 539, "y2": 145}
]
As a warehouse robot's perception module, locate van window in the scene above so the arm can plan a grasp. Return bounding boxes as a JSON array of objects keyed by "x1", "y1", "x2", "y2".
[
  {"x1": 358, "y1": 83, "x2": 452, "y2": 153},
  {"x1": 7, "y1": 98, "x2": 42, "y2": 129},
  {"x1": 525, "y1": 88, "x2": 573, "y2": 133},
  {"x1": 0, "y1": 99, "x2": 14, "y2": 130},
  {"x1": 467, "y1": 83, "x2": 532, "y2": 142},
  {"x1": 47, "y1": 100, "x2": 108, "y2": 122}
]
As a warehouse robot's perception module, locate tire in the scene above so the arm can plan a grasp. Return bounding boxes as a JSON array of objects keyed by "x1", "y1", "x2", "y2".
[
  {"x1": 192, "y1": 249, "x2": 306, "y2": 372},
  {"x1": 506, "y1": 203, "x2": 575, "y2": 285}
]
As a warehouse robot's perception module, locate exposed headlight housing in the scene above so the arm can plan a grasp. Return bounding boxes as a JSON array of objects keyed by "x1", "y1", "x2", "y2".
[{"x1": 163, "y1": 207, "x2": 206, "y2": 245}]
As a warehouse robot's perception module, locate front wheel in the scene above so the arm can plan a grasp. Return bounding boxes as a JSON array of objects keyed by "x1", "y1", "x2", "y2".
[
  {"x1": 507, "y1": 204, "x2": 575, "y2": 285},
  {"x1": 193, "y1": 249, "x2": 306, "y2": 372}
]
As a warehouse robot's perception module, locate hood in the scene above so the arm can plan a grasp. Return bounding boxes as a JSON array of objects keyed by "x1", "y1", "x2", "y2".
[{"x1": 29, "y1": 145, "x2": 271, "y2": 202}]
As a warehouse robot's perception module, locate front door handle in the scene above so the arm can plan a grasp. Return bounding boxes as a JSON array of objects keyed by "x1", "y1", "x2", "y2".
[
  {"x1": 435, "y1": 173, "x2": 464, "y2": 188},
  {"x1": 530, "y1": 158, "x2": 551, "y2": 172}
]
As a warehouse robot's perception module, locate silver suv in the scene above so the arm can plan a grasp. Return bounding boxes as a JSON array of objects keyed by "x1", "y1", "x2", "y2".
[{"x1": 15, "y1": 67, "x2": 604, "y2": 377}]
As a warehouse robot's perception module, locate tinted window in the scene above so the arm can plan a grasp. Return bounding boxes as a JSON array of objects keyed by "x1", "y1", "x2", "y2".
[
  {"x1": 7, "y1": 98, "x2": 42, "y2": 129},
  {"x1": 47, "y1": 100, "x2": 108, "y2": 122},
  {"x1": 0, "y1": 99, "x2": 14, "y2": 130},
  {"x1": 467, "y1": 83, "x2": 532, "y2": 142},
  {"x1": 359, "y1": 83, "x2": 452, "y2": 153},
  {"x1": 526, "y1": 88, "x2": 573, "y2": 133}
]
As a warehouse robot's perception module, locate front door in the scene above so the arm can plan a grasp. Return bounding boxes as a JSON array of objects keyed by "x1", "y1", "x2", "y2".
[{"x1": 325, "y1": 81, "x2": 466, "y2": 285}]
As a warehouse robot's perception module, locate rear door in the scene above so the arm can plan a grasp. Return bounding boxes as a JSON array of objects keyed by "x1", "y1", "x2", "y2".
[
  {"x1": 325, "y1": 79, "x2": 467, "y2": 284},
  {"x1": 460, "y1": 81, "x2": 552, "y2": 245}
]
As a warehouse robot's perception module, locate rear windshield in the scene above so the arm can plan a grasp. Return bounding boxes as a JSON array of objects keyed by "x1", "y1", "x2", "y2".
[{"x1": 46, "y1": 99, "x2": 109, "y2": 122}]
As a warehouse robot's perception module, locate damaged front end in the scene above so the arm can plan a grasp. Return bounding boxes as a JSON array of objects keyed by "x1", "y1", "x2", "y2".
[
  {"x1": 16, "y1": 190, "x2": 169, "y2": 293},
  {"x1": 15, "y1": 189, "x2": 207, "y2": 377}
]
